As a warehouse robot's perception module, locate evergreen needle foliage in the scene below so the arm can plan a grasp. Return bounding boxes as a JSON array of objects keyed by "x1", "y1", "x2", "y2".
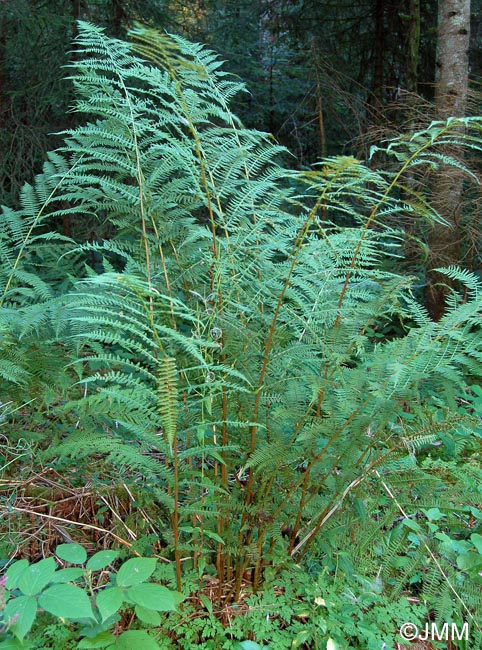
[{"x1": 1, "y1": 22, "x2": 481, "y2": 636}]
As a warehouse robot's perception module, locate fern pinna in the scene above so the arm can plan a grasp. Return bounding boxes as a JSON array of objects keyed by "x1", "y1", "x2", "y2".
[{"x1": 0, "y1": 22, "x2": 481, "y2": 623}]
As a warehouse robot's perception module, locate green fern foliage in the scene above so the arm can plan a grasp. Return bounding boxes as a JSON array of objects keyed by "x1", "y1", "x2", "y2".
[{"x1": 0, "y1": 22, "x2": 481, "y2": 628}]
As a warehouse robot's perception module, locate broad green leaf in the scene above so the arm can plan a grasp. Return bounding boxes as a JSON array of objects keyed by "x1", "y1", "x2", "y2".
[
  {"x1": 56, "y1": 543, "x2": 87, "y2": 565},
  {"x1": 0, "y1": 638, "x2": 33, "y2": 649},
  {"x1": 114, "y1": 630, "x2": 160, "y2": 649},
  {"x1": 77, "y1": 632, "x2": 116, "y2": 648},
  {"x1": 134, "y1": 605, "x2": 161, "y2": 626},
  {"x1": 434, "y1": 532, "x2": 452, "y2": 544},
  {"x1": 401, "y1": 518, "x2": 422, "y2": 533},
  {"x1": 236, "y1": 642, "x2": 262, "y2": 650},
  {"x1": 126, "y1": 583, "x2": 179, "y2": 611},
  {"x1": 4, "y1": 595, "x2": 37, "y2": 640},
  {"x1": 115, "y1": 558, "x2": 156, "y2": 587},
  {"x1": 5, "y1": 560, "x2": 29, "y2": 590},
  {"x1": 470, "y1": 533, "x2": 482, "y2": 555},
  {"x1": 49, "y1": 568, "x2": 84, "y2": 583},
  {"x1": 96, "y1": 587, "x2": 124, "y2": 622},
  {"x1": 292, "y1": 630, "x2": 310, "y2": 647},
  {"x1": 17, "y1": 558, "x2": 57, "y2": 596},
  {"x1": 423, "y1": 508, "x2": 445, "y2": 522},
  {"x1": 435, "y1": 533, "x2": 469, "y2": 553},
  {"x1": 38, "y1": 583, "x2": 95, "y2": 620},
  {"x1": 171, "y1": 590, "x2": 184, "y2": 607},
  {"x1": 78, "y1": 618, "x2": 121, "y2": 640},
  {"x1": 199, "y1": 593, "x2": 213, "y2": 614},
  {"x1": 86, "y1": 551, "x2": 120, "y2": 572},
  {"x1": 202, "y1": 529, "x2": 225, "y2": 545},
  {"x1": 456, "y1": 552, "x2": 482, "y2": 572}
]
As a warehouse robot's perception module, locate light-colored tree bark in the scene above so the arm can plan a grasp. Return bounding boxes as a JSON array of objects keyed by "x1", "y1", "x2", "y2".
[{"x1": 425, "y1": 0, "x2": 470, "y2": 320}]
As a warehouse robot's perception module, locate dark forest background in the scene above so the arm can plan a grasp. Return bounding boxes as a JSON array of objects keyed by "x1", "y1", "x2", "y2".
[
  {"x1": 2, "y1": 1, "x2": 481, "y2": 316},
  {"x1": 2, "y1": 0, "x2": 481, "y2": 197}
]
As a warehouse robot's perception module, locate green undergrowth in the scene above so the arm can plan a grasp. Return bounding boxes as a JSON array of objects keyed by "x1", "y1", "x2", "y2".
[{"x1": 0, "y1": 543, "x2": 431, "y2": 649}]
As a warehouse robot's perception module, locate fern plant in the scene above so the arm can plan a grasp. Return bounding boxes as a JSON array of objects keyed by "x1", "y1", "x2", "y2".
[{"x1": 0, "y1": 23, "x2": 481, "y2": 630}]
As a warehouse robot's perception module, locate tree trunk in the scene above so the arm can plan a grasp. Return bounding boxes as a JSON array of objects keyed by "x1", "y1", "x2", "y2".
[
  {"x1": 372, "y1": 0, "x2": 385, "y2": 106},
  {"x1": 112, "y1": 0, "x2": 125, "y2": 37},
  {"x1": 424, "y1": 0, "x2": 470, "y2": 320},
  {"x1": 71, "y1": 0, "x2": 81, "y2": 46},
  {"x1": 0, "y1": 9, "x2": 7, "y2": 201},
  {"x1": 406, "y1": 0, "x2": 420, "y2": 94}
]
